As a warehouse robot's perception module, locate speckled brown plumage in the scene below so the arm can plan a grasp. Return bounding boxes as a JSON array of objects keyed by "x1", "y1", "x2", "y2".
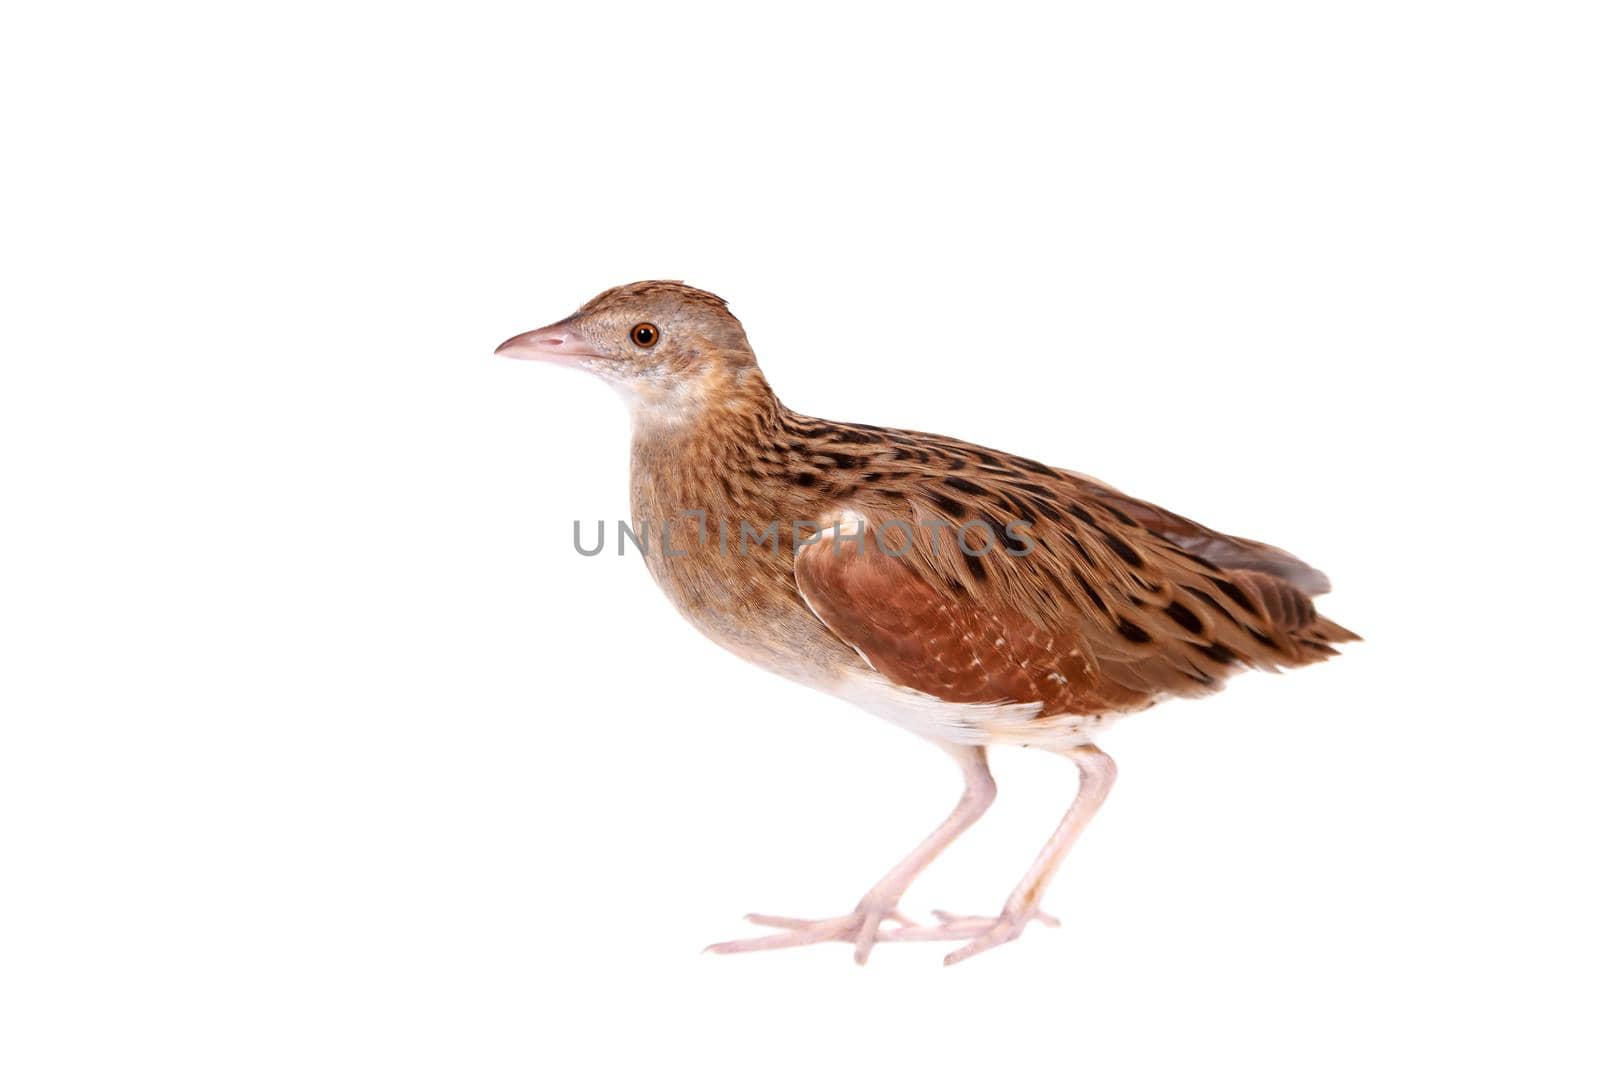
[
  {"x1": 772, "y1": 405, "x2": 1354, "y2": 710},
  {"x1": 498, "y1": 280, "x2": 1358, "y2": 965}
]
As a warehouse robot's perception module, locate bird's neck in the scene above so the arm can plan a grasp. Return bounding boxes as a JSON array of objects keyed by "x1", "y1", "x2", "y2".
[
  {"x1": 622, "y1": 359, "x2": 861, "y2": 687},
  {"x1": 627, "y1": 357, "x2": 784, "y2": 443},
  {"x1": 627, "y1": 359, "x2": 802, "y2": 531}
]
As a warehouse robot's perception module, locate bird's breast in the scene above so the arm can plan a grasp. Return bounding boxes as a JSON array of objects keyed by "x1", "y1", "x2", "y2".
[{"x1": 627, "y1": 454, "x2": 860, "y2": 686}]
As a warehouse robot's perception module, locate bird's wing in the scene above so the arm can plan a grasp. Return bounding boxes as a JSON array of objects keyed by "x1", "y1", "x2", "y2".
[
  {"x1": 778, "y1": 419, "x2": 1357, "y2": 706},
  {"x1": 793, "y1": 517, "x2": 1139, "y2": 715},
  {"x1": 1059, "y1": 469, "x2": 1332, "y2": 595}
]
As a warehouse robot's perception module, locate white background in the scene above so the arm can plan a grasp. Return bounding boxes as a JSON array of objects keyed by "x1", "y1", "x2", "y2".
[{"x1": 3, "y1": 2, "x2": 1596, "y2": 1064}]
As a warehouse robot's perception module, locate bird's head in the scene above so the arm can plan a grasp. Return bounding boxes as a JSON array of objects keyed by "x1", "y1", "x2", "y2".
[{"x1": 496, "y1": 281, "x2": 760, "y2": 418}]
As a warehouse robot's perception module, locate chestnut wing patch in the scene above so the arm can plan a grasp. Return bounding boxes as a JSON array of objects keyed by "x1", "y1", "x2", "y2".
[{"x1": 793, "y1": 523, "x2": 1143, "y2": 716}]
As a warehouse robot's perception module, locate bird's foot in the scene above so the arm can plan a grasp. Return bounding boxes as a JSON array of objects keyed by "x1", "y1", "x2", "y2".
[
  {"x1": 869, "y1": 907, "x2": 1059, "y2": 966},
  {"x1": 704, "y1": 904, "x2": 1058, "y2": 965},
  {"x1": 704, "y1": 901, "x2": 921, "y2": 965}
]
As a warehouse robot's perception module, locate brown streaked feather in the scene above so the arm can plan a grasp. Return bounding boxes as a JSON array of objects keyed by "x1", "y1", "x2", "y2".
[
  {"x1": 582, "y1": 279, "x2": 732, "y2": 317},
  {"x1": 1062, "y1": 473, "x2": 1333, "y2": 596},
  {"x1": 771, "y1": 411, "x2": 1359, "y2": 711}
]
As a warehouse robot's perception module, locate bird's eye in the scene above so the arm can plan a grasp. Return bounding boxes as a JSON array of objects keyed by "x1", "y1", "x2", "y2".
[{"x1": 630, "y1": 323, "x2": 659, "y2": 348}]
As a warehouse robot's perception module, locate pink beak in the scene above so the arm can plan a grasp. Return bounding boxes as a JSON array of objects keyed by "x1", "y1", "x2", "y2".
[{"x1": 494, "y1": 321, "x2": 603, "y2": 364}]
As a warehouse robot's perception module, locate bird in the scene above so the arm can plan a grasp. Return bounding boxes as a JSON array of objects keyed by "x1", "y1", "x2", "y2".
[{"x1": 497, "y1": 280, "x2": 1357, "y2": 966}]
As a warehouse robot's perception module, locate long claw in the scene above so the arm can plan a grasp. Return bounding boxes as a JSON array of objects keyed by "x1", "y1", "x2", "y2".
[
  {"x1": 853, "y1": 925, "x2": 875, "y2": 965},
  {"x1": 944, "y1": 934, "x2": 1005, "y2": 966},
  {"x1": 712, "y1": 908, "x2": 899, "y2": 959},
  {"x1": 743, "y1": 913, "x2": 816, "y2": 930},
  {"x1": 943, "y1": 915, "x2": 1028, "y2": 965},
  {"x1": 706, "y1": 918, "x2": 850, "y2": 955}
]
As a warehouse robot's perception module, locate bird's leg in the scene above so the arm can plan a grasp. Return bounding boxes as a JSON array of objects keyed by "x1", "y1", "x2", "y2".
[
  {"x1": 706, "y1": 743, "x2": 996, "y2": 964},
  {"x1": 932, "y1": 743, "x2": 1117, "y2": 967}
]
